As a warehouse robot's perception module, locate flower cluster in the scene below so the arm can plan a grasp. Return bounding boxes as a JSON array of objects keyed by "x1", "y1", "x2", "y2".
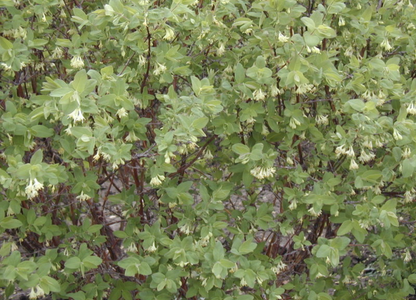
[
  {"x1": 70, "y1": 55, "x2": 84, "y2": 69},
  {"x1": 250, "y1": 166, "x2": 276, "y2": 180},
  {"x1": 150, "y1": 174, "x2": 165, "y2": 187},
  {"x1": 25, "y1": 178, "x2": 44, "y2": 199},
  {"x1": 253, "y1": 89, "x2": 266, "y2": 101},
  {"x1": 29, "y1": 285, "x2": 45, "y2": 299},
  {"x1": 153, "y1": 62, "x2": 167, "y2": 76},
  {"x1": 76, "y1": 191, "x2": 91, "y2": 201}
]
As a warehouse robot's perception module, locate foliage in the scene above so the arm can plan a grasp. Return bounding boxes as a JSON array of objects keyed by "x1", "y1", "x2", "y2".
[{"x1": 1, "y1": 0, "x2": 416, "y2": 299}]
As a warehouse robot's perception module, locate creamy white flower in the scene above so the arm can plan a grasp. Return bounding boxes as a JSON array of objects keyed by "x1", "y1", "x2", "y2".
[
  {"x1": 393, "y1": 128, "x2": 403, "y2": 140},
  {"x1": 253, "y1": 89, "x2": 266, "y2": 101},
  {"x1": 250, "y1": 166, "x2": 276, "y2": 180},
  {"x1": 76, "y1": 191, "x2": 91, "y2": 201},
  {"x1": 71, "y1": 90, "x2": 81, "y2": 104},
  {"x1": 224, "y1": 65, "x2": 233, "y2": 73},
  {"x1": 335, "y1": 144, "x2": 346, "y2": 157},
  {"x1": 150, "y1": 175, "x2": 165, "y2": 187},
  {"x1": 308, "y1": 207, "x2": 321, "y2": 217},
  {"x1": 29, "y1": 288, "x2": 37, "y2": 300},
  {"x1": 278, "y1": 32, "x2": 289, "y2": 43},
  {"x1": 345, "y1": 146, "x2": 355, "y2": 157},
  {"x1": 125, "y1": 131, "x2": 139, "y2": 142},
  {"x1": 127, "y1": 243, "x2": 138, "y2": 252},
  {"x1": 116, "y1": 107, "x2": 128, "y2": 118},
  {"x1": 380, "y1": 38, "x2": 393, "y2": 51},
  {"x1": 270, "y1": 85, "x2": 281, "y2": 96},
  {"x1": 147, "y1": 242, "x2": 157, "y2": 252},
  {"x1": 163, "y1": 27, "x2": 175, "y2": 41},
  {"x1": 217, "y1": 43, "x2": 225, "y2": 56},
  {"x1": 138, "y1": 55, "x2": 146, "y2": 67},
  {"x1": 204, "y1": 149, "x2": 213, "y2": 159},
  {"x1": 404, "y1": 250, "x2": 412, "y2": 262},
  {"x1": 25, "y1": 178, "x2": 44, "y2": 199},
  {"x1": 240, "y1": 278, "x2": 248, "y2": 287},
  {"x1": 68, "y1": 108, "x2": 85, "y2": 123},
  {"x1": 289, "y1": 117, "x2": 301, "y2": 129},
  {"x1": 315, "y1": 115, "x2": 329, "y2": 125},
  {"x1": 359, "y1": 149, "x2": 375, "y2": 162},
  {"x1": 70, "y1": 55, "x2": 84, "y2": 69},
  {"x1": 179, "y1": 223, "x2": 191, "y2": 235},
  {"x1": 338, "y1": 17, "x2": 345, "y2": 26},
  {"x1": 307, "y1": 46, "x2": 321, "y2": 54},
  {"x1": 153, "y1": 62, "x2": 167, "y2": 75},
  {"x1": 404, "y1": 191, "x2": 413, "y2": 203},
  {"x1": 349, "y1": 158, "x2": 359, "y2": 170},
  {"x1": 295, "y1": 83, "x2": 314, "y2": 94},
  {"x1": 52, "y1": 47, "x2": 63, "y2": 59},
  {"x1": 35, "y1": 286, "x2": 45, "y2": 298},
  {"x1": 289, "y1": 199, "x2": 297, "y2": 210},
  {"x1": 344, "y1": 46, "x2": 354, "y2": 57},
  {"x1": 407, "y1": 103, "x2": 416, "y2": 115}
]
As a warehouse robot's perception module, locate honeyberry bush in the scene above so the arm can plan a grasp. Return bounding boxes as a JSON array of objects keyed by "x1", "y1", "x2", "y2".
[{"x1": 1, "y1": 0, "x2": 416, "y2": 299}]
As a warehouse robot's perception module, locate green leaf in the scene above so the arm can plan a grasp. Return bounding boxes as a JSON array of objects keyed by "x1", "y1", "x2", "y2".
[
  {"x1": 66, "y1": 291, "x2": 86, "y2": 300},
  {"x1": 138, "y1": 262, "x2": 152, "y2": 275},
  {"x1": 346, "y1": 99, "x2": 365, "y2": 111},
  {"x1": 327, "y1": 2, "x2": 346, "y2": 14},
  {"x1": 65, "y1": 257, "x2": 81, "y2": 269},
  {"x1": 408, "y1": 274, "x2": 416, "y2": 284},
  {"x1": 301, "y1": 17, "x2": 316, "y2": 30},
  {"x1": 72, "y1": 70, "x2": 88, "y2": 93},
  {"x1": 30, "y1": 149, "x2": 43, "y2": 165},
  {"x1": 0, "y1": 218, "x2": 23, "y2": 229},
  {"x1": 0, "y1": 37, "x2": 13, "y2": 50},
  {"x1": 316, "y1": 24, "x2": 336, "y2": 38},
  {"x1": 30, "y1": 125, "x2": 54, "y2": 138},
  {"x1": 235, "y1": 63, "x2": 245, "y2": 84},
  {"x1": 316, "y1": 245, "x2": 330, "y2": 258},
  {"x1": 191, "y1": 76, "x2": 201, "y2": 95},
  {"x1": 238, "y1": 239, "x2": 257, "y2": 255},
  {"x1": 337, "y1": 220, "x2": 352, "y2": 235},
  {"x1": 232, "y1": 143, "x2": 250, "y2": 155},
  {"x1": 83, "y1": 256, "x2": 102, "y2": 269},
  {"x1": 40, "y1": 276, "x2": 61, "y2": 293},
  {"x1": 192, "y1": 117, "x2": 209, "y2": 130},
  {"x1": 402, "y1": 159, "x2": 414, "y2": 178},
  {"x1": 28, "y1": 39, "x2": 48, "y2": 49}
]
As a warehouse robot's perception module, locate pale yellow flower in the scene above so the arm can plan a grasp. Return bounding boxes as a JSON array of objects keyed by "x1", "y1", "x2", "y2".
[{"x1": 70, "y1": 55, "x2": 84, "y2": 69}]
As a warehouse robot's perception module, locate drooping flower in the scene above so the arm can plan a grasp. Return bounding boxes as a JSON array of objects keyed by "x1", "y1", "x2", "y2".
[
  {"x1": 25, "y1": 178, "x2": 44, "y2": 199},
  {"x1": 349, "y1": 159, "x2": 359, "y2": 170},
  {"x1": 68, "y1": 107, "x2": 85, "y2": 123},
  {"x1": 163, "y1": 27, "x2": 175, "y2": 41},
  {"x1": 150, "y1": 175, "x2": 165, "y2": 187},
  {"x1": 253, "y1": 89, "x2": 266, "y2": 101},
  {"x1": 153, "y1": 62, "x2": 167, "y2": 76},
  {"x1": 250, "y1": 166, "x2": 276, "y2": 180},
  {"x1": 404, "y1": 250, "x2": 412, "y2": 262},
  {"x1": 70, "y1": 55, "x2": 84, "y2": 69},
  {"x1": 315, "y1": 115, "x2": 329, "y2": 125},
  {"x1": 76, "y1": 191, "x2": 91, "y2": 201},
  {"x1": 345, "y1": 146, "x2": 355, "y2": 157},
  {"x1": 407, "y1": 102, "x2": 416, "y2": 115},
  {"x1": 393, "y1": 128, "x2": 403, "y2": 140},
  {"x1": 278, "y1": 32, "x2": 289, "y2": 43},
  {"x1": 216, "y1": 43, "x2": 225, "y2": 56},
  {"x1": 380, "y1": 38, "x2": 393, "y2": 51},
  {"x1": 29, "y1": 288, "x2": 37, "y2": 300},
  {"x1": 116, "y1": 107, "x2": 128, "y2": 118}
]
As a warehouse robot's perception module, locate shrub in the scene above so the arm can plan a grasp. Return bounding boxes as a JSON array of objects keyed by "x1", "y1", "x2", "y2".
[{"x1": 1, "y1": 0, "x2": 416, "y2": 299}]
